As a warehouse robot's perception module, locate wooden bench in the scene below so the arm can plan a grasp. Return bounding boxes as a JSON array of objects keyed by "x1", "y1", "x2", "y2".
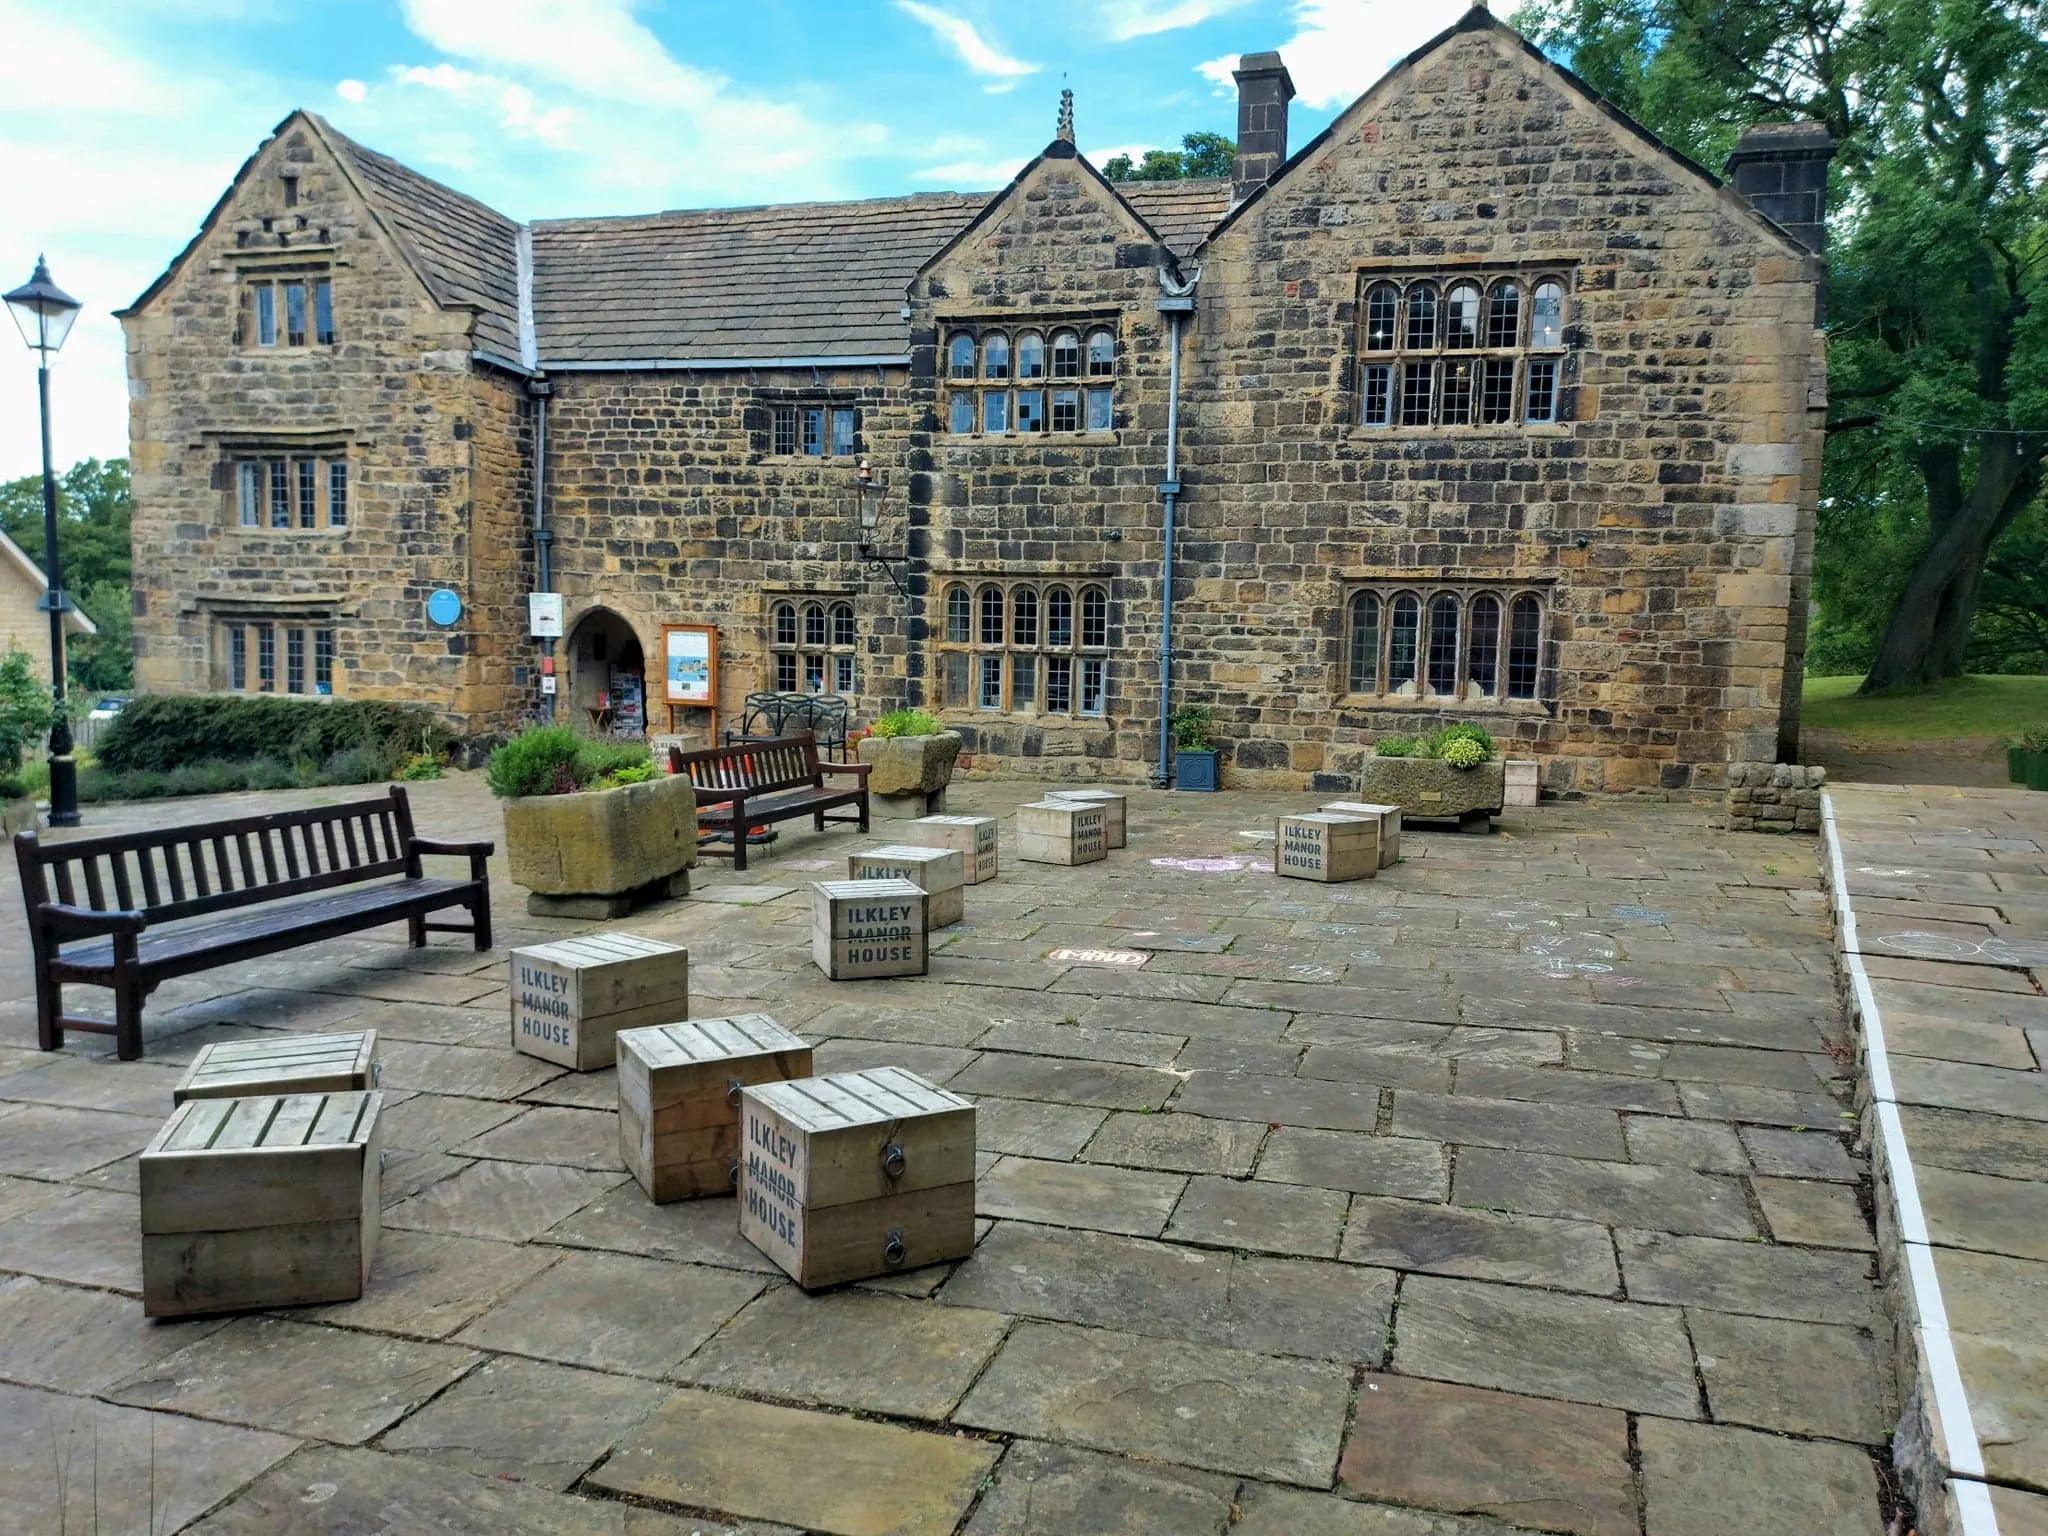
[
  {"x1": 14, "y1": 786, "x2": 492, "y2": 1062},
  {"x1": 668, "y1": 732, "x2": 869, "y2": 871}
]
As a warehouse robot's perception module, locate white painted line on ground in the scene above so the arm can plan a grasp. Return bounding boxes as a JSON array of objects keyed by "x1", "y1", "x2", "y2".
[{"x1": 1822, "y1": 792, "x2": 2000, "y2": 1534}]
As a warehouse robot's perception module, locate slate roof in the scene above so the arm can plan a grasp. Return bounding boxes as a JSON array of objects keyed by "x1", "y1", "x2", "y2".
[
  {"x1": 529, "y1": 194, "x2": 987, "y2": 365},
  {"x1": 321, "y1": 119, "x2": 525, "y2": 361},
  {"x1": 1120, "y1": 179, "x2": 1233, "y2": 255}
]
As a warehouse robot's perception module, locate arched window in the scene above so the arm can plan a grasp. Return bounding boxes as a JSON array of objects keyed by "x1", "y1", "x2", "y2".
[
  {"x1": 770, "y1": 595, "x2": 857, "y2": 695},
  {"x1": 1364, "y1": 283, "x2": 1398, "y2": 351},
  {"x1": 948, "y1": 333, "x2": 975, "y2": 379},
  {"x1": 803, "y1": 602, "x2": 827, "y2": 648},
  {"x1": 1348, "y1": 592, "x2": 1381, "y2": 694},
  {"x1": 1486, "y1": 281, "x2": 1521, "y2": 349},
  {"x1": 1045, "y1": 586, "x2": 1074, "y2": 648},
  {"x1": 1012, "y1": 585, "x2": 1039, "y2": 647},
  {"x1": 1427, "y1": 594, "x2": 1462, "y2": 695},
  {"x1": 831, "y1": 602, "x2": 855, "y2": 648},
  {"x1": 1404, "y1": 284, "x2": 1437, "y2": 350},
  {"x1": 1530, "y1": 281, "x2": 1564, "y2": 349},
  {"x1": 945, "y1": 585, "x2": 971, "y2": 644},
  {"x1": 1080, "y1": 586, "x2": 1107, "y2": 648},
  {"x1": 1086, "y1": 330, "x2": 1115, "y2": 376},
  {"x1": 773, "y1": 602, "x2": 796, "y2": 647},
  {"x1": 1467, "y1": 594, "x2": 1502, "y2": 696},
  {"x1": 1017, "y1": 332, "x2": 1044, "y2": 379},
  {"x1": 1051, "y1": 330, "x2": 1081, "y2": 379},
  {"x1": 1389, "y1": 594, "x2": 1421, "y2": 692},
  {"x1": 1508, "y1": 594, "x2": 1543, "y2": 698},
  {"x1": 983, "y1": 333, "x2": 1010, "y2": 380},
  {"x1": 1444, "y1": 283, "x2": 1481, "y2": 349},
  {"x1": 978, "y1": 586, "x2": 1005, "y2": 647}
]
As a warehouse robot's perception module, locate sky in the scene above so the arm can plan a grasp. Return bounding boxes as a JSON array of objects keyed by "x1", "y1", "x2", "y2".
[{"x1": 0, "y1": 0, "x2": 1477, "y2": 482}]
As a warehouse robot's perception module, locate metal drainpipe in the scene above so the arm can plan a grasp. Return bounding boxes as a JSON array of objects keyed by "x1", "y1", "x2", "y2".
[
  {"x1": 1154, "y1": 283, "x2": 1194, "y2": 788},
  {"x1": 531, "y1": 381, "x2": 555, "y2": 717}
]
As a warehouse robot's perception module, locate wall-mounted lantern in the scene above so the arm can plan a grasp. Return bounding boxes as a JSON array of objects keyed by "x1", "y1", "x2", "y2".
[{"x1": 851, "y1": 458, "x2": 910, "y2": 598}]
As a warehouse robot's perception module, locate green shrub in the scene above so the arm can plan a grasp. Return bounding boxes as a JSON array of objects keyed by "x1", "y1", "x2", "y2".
[
  {"x1": 97, "y1": 695, "x2": 449, "y2": 775},
  {"x1": 605, "y1": 762, "x2": 658, "y2": 786},
  {"x1": 0, "y1": 647, "x2": 56, "y2": 779},
  {"x1": 1439, "y1": 736, "x2": 1488, "y2": 769},
  {"x1": 1422, "y1": 723, "x2": 1496, "y2": 762},
  {"x1": 1374, "y1": 734, "x2": 1419, "y2": 757},
  {"x1": 2020, "y1": 727, "x2": 2048, "y2": 752},
  {"x1": 0, "y1": 774, "x2": 26, "y2": 800},
  {"x1": 397, "y1": 751, "x2": 445, "y2": 781},
  {"x1": 1169, "y1": 704, "x2": 1217, "y2": 750},
  {"x1": 321, "y1": 747, "x2": 390, "y2": 785},
  {"x1": 485, "y1": 727, "x2": 654, "y2": 798},
  {"x1": 243, "y1": 758, "x2": 303, "y2": 791},
  {"x1": 869, "y1": 708, "x2": 944, "y2": 739}
]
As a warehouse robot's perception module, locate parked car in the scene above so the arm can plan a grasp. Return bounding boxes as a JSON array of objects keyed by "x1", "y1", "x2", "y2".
[{"x1": 87, "y1": 696, "x2": 128, "y2": 721}]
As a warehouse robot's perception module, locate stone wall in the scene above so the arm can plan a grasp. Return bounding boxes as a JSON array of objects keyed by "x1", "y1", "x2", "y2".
[{"x1": 1725, "y1": 761, "x2": 1825, "y2": 833}]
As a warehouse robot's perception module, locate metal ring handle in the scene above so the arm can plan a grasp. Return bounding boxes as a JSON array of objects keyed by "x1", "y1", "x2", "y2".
[
  {"x1": 883, "y1": 1229, "x2": 906, "y2": 1268},
  {"x1": 727, "y1": 1077, "x2": 744, "y2": 1108},
  {"x1": 727, "y1": 1155, "x2": 740, "y2": 1187},
  {"x1": 880, "y1": 1141, "x2": 906, "y2": 1180}
]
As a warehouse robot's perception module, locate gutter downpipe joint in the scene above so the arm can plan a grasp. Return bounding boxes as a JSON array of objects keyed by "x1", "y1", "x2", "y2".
[{"x1": 1155, "y1": 266, "x2": 1198, "y2": 788}]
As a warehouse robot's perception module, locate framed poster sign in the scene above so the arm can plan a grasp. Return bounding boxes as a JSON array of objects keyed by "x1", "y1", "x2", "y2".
[{"x1": 662, "y1": 624, "x2": 719, "y2": 710}]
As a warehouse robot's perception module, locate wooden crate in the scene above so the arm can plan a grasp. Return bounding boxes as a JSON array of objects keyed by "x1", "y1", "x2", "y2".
[
  {"x1": 811, "y1": 878, "x2": 928, "y2": 980},
  {"x1": 738, "y1": 1067, "x2": 976, "y2": 1288},
  {"x1": 174, "y1": 1030, "x2": 379, "y2": 1104},
  {"x1": 904, "y1": 814, "x2": 999, "y2": 884},
  {"x1": 510, "y1": 932, "x2": 690, "y2": 1070},
  {"x1": 1320, "y1": 801, "x2": 1403, "y2": 867},
  {"x1": 847, "y1": 844, "x2": 966, "y2": 928},
  {"x1": 140, "y1": 1090, "x2": 383, "y2": 1318},
  {"x1": 1275, "y1": 813, "x2": 1379, "y2": 883},
  {"x1": 1504, "y1": 759, "x2": 1539, "y2": 807},
  {"x1": 617, "y1": 1015, "x2": 813, "y2": 1203},
  {"x1": 1047, "y1": 789, "x2": 1126, "y2": 849},
  {"x1": 1015, "y1": 799, "x2": 1107, "y2": 866}
]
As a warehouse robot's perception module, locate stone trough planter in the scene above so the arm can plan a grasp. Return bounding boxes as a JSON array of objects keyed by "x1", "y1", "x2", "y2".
[
  {"x1": 857, "y1": 730, "x2": 962, "y2": 819},
  {"x1": 1354, "y1": 756, "x2": 1504, "y2": 829},
  {"x1": 502, "y1": 771, "x2": 698, "y2": 917}
]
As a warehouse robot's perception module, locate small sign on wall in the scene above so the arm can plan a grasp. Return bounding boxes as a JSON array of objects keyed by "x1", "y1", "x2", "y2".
[
  {"x1": 529, "y1": 593, "x2": 564, "y2": 638},
  {"x1": 663, "y1": 624, "x2": 719, "y2": 710}
]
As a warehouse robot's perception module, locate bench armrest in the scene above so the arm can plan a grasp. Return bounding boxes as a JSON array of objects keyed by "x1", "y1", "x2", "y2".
[
  {"x1": 409, "y1": 837, "x2": 493, "y2": 881},
  {"x1": 39, "y1": 902, "x2": 147, "y2": 939},
  {"x1": 819, "y1": 761, "x2": 871, "y2": 779}
]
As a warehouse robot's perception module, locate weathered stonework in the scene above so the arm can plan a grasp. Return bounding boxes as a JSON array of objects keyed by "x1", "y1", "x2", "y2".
[
  {"x1": 123, "y1": 13, "x2": 1825, "y2": 796},
  {"x1": 1725, "y1": 761, "x2": 1825, "y2": 833}
]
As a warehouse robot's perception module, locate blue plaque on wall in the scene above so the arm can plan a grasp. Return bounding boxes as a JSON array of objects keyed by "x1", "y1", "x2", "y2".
[{"x1": 427, "y1": 589, "x2": 463, "y2": 627}]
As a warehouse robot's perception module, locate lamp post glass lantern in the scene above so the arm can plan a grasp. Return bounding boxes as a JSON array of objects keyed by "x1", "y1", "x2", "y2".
[
  {"x1": 853, "y1": 457, "x2": 909, "y2": 597},
  {"x1": 5, "y1": 256, "x2": 86, "y2": 827}
]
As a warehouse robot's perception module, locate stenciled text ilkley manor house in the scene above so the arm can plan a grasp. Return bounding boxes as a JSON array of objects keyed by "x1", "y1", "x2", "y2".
[{"x1": 121, "y1": 7, "x2": 1833, "y2": 793}]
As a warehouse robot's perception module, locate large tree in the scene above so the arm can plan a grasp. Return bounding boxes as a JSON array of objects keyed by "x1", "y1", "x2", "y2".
[
  {"x1": 1104, "y1": 132, "x2": 1236, "y2": 183},
  {"x1": 0, "y1": 457, "x2": 133, "y2": 691},
  {"x1": 1516, "y1": 0, "x2": 2048, "y2": 691}
]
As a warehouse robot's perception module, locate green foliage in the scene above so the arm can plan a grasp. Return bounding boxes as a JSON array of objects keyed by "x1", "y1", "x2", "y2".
[
  {"x1": 1423, "y1": 723, "x2": 1496, "y2": 761},
  {"x1": 97, "y1": 695, "x2": 448, "y2": 775},
  {"x1": 397, "y1": 751, "x2": 445, "y2": 782},
  {"x1": 320, "y1": 747, "x2": 390, "y2": 785},
  {"x1": 484, "y1": 726, "x2": 653, "y2": 798},
  {"x1": 0, "y1": 775, "x2": 25, "y2": 800},
  {"x1": 0, "y1": 458, "x2": 132, "y2": 693},
  {"x1": 1104, "y1": 132, "x2": 1236, "y2": 183},
  {"x1": 1803, "y1": 673, "x2": 2048, "y2": 739},
  {"x1": 1439, "y1": 736, "x2": 1489, "y2": 769},
  {"x1": 69, "y1": 579, "x2": 133, "y2": 694},
  {"x1": 1169, "y1": 703, "x2": 1216, "y2": 750},
  {"x1": 869, "y1": 708, "x2": 944, "y2": 738},
  {"x1": 1374, "y1": 734, "x2": 1419, "y2": 757},
  {"x1": 0, "y1": 647, "x2": 56, "y2": 778}
]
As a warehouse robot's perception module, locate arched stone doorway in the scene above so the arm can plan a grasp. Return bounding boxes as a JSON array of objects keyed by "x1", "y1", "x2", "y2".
[{"x1": 565, "y1": 607, "x2": 646, "y2": 737}]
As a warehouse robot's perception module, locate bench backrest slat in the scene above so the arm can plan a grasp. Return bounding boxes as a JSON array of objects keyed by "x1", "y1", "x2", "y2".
[
  {"x1": 14, "y1": 787, "x2": 418, "y2": 926},
  {"x1": 668, "y1": 731, "x2": 826, "y2": 798}
]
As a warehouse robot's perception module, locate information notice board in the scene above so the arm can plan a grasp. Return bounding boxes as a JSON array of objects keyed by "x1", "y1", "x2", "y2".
[{"x1": 662, "y1": 625, "x2": 719, "y2": 713}]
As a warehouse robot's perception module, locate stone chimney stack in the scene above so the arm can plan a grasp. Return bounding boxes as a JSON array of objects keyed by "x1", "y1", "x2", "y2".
[
  {"x1": 1723, "y1": 121, "x2": 1834, "y2": 254},
  {"x1": 1231, "y1": 52, "x2": 1295, "y2": 205}
]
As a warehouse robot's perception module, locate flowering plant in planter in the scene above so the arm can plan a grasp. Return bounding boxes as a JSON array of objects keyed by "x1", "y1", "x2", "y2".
[{"x1": 487, "y1": 726, "x2": 695, "y2": 909}]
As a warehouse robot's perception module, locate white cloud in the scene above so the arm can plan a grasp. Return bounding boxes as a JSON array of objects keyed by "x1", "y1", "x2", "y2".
[
  {"x1": 1087, "y1": 142, "x2": 1154, "y2": 169},
  {"x1": 910, "y1": 157, "x2": 1023, "y2": 186},
  {"x1": 1198, "y1": 0, "x2": 1466, "y2": 112},
  {"x1": 1100, "y1": 0, "x2": 1251, "y2": 43},
  {"x1": 893, "y1": 2, "x2": 1039, "y2": 80},
  {"x1": 335, "y1": 78, "x2": 368, "y2": 103},
  {"x1": 388, "y1": 63, "x2": 578, "y2": 147}
]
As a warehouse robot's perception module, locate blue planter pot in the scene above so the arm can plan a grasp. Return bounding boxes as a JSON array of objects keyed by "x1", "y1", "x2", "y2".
[{"x1": 1175, "y1": 749, "x2": 1220, "y2": 791}]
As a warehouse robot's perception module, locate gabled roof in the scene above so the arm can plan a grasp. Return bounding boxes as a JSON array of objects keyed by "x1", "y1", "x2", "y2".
[
  {"x1": 0, "y1": 529, "x2": 97, "y2": 637},
  {"x1": 316, "y1": 117, "x2": 524, "y2": 361},
  {"x1": 531, "y1": 194, "x2": 985, "y2": 365},
  {"x1": 1120, "y1": 179, "x2": 1231, "y2": 256}
]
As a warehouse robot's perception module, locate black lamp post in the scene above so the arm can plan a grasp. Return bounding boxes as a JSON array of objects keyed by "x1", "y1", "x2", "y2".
[{"x1": 5, "y1": 256, "x2": 85, "y2": 828}]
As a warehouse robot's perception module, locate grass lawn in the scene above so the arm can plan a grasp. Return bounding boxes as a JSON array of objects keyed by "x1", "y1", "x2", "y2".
[{"x1": 1803, "y1": 673, "x2": 2048, "y2": 740}]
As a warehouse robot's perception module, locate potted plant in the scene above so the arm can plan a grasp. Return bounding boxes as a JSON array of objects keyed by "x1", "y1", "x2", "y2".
[
  {"x1": 1171, "y1": 704, "x2": 1220, "y2": 791},
  {"x1": 2013, "y1": 727, "x2": 2048, "y2": 787},
  {"x1": 856, "y1": 708, "x2": 962, "y2": 816},
  {"x1": 2024, "y1": 728, "x2": 2048, "y2": 792},
  {"x1": 1355, "y1": 723, "x2": 1506, "y2": 827},
  {"x1": 0, "y1": 647, "x2": 56, "y2": 835},
  {"x1": 487, "y1": 726, "x2": 697, "y2": 916}
]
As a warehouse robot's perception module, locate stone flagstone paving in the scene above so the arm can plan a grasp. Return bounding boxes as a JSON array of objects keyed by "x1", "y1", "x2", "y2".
[{"x1": 0, "y1": 771, "x2": 1910, "y2": 1533}]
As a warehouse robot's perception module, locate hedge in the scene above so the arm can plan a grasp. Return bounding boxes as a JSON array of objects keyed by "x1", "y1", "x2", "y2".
[{"x1": 96, "y1": 695, "x2": 452, "y2": 775}]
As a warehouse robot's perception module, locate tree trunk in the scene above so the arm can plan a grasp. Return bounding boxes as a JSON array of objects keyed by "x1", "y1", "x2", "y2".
[{"x1": 1861, "y1": 437, "x2": 2041, "y2": 692}]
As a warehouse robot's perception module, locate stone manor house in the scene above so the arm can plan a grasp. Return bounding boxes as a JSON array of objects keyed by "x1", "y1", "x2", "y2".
[{"x1": 120, "y1": 7, "x2": 1832, "y2": 793}]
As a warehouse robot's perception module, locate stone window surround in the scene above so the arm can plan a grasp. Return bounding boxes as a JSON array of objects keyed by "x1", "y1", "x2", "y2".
[
  {"x1": 209, "y1": 605, "x2": 341, "y2": 696},
  {"x1": 212, "y1": 433, "x2": 355, "y2": 534},
  {"x1": 940, "y1": 312, "x2": 1120, "y2": 440},
  {"x1": 236, "y1": 261, "x2": 336, "y2": 351},
  {"x1": 1347, "y1": 259, "x2": 1575, "y2": 434},
  {"x1": 934, "y1": 573, "x2": 1111, "y2": 719},
  {"x1": 767, "y1": 593, "x2": 860, "y2": 696},
  {"x1": 1343, "y1": 580, "x2": 1551, "y2": 708},
  {"x1": 764, "y1": 399, "x2": 862, "y2": 460}
]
